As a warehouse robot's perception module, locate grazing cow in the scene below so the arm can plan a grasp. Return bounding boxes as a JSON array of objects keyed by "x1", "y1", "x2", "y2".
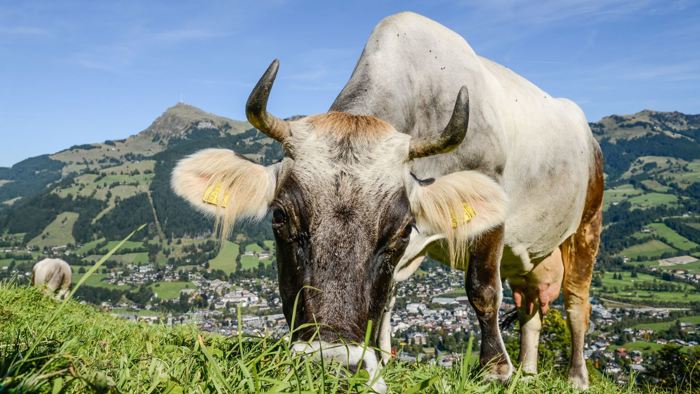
[
  {"x1": 32, "y1": 258, "x2": 72, "y2": 300},
  {"x1": 172, "y1": 12, "x2": 602, "y2": 391}
]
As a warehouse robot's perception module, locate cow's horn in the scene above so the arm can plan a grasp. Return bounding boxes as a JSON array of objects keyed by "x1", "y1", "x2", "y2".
[
  {"x1": 246, "y1": 59, "x2": 290, "y2": 143},
  {"x1": 408, "y1": 86, "x2": 469, "y2": 160}
]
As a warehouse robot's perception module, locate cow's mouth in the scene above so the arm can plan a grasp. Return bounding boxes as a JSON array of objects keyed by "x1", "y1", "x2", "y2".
[{"x1": 291, "y1": 341, "x2": 387, "y2": 393}]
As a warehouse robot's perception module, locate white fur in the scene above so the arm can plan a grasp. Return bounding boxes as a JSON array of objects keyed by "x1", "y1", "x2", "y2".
[
  {"x1": 292, "y1": 341, "x2": 387, "y2": 393},
  {"x1": 407, "y1": 170, "x2": 508, "y2": 265},
  {"x1": 334, "y1": 11, "x2": 596, "y2": 263},
  {"x1": 32, "y1": 258, "x2": 72, "y2": 300},
  {"x1": 171, "y1": 149, "x2": 278, "y2": 238},
  {"x1": 378, "y1": 293, "x2": 396, "y2": 365}
]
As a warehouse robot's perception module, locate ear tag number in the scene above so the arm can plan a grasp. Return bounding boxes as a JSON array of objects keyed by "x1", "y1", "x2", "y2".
[
  {"x1": 203, "y1": 182, "x2": 229, "y2": 208},
  {"x1": 451, "y1": 202, "x2": 476, "y2": 229}
]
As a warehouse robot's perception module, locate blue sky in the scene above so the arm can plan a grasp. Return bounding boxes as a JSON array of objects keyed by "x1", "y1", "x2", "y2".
[{"x1": 1, "y1": 0, "x2": 699, "y2": 167}]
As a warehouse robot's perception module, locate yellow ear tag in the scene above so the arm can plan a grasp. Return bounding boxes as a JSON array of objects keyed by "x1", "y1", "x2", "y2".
[
  {"x1": 202, "y1": 182, "x2": 229, "y2": 208},
  {"x1": 451, "y1": 202, "x2": 477, "y2": 229}
]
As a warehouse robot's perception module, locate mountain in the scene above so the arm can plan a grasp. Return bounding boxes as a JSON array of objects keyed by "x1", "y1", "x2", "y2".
[
  {"x1": 0, "y1": 103, "x2": 281, "y2": 246},
  {"x1": 0, "y1": 107, "x2": 698, "y2": 260},
  {"x1": 590, "y1": 110, "x2": 700, "y2": 182}
]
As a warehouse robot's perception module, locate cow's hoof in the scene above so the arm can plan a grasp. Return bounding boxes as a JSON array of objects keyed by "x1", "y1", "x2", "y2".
[
  {"x1": 518, "y1": 373, "x2": 536, "y2": 383},
  {"x1": 483, "y1": 361, "x2": 513, "y2": 384},
  {"x1": 568, "y1": 370, "x2": 589, "y2": 390}
]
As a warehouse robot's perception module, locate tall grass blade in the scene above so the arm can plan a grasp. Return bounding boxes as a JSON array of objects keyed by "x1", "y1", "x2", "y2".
[{"x1": 10, "y1": 224, "x2": 146, "y2": 375}]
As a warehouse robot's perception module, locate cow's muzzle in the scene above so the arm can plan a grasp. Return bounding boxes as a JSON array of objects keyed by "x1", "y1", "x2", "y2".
[{"x1": 291, "y1": 341, "x2": 387, "y2": 393}]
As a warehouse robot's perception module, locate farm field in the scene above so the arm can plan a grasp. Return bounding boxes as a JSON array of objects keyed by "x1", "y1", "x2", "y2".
[
  {"x1": 628, "y1": 192, "x2": 678, "y2": 209},
  {"x1": 607, "y1": 341, "x2": 663, "y2": 354},
  {"x1": 208, "y1": 240, "x2": 239, "y2": 273},
  {"x1": 150, "y1": 281, "x2": 194, "y2": 299},
  {"x1": 632, "y1": 315, "x2": 700, "y2": 331},
  {"x1": 646, "y1": 222, "x2": 699, "y2": 251},
  {"x1": 85, "y1": 252, "x2": 149, "y2": 265},
  {"x1": 76, "y1": 238, "x2": 106, "y2": 255},
  {"x1": 102, "y1": 240, "x2": 144, "y2": 252},
  {"x1": 70, "y1": 272, "x2": 122, "y2": 289},
  {"x1": 659, "y1": 260, "x2": 700, "y2": 271},
  {"x1": 603, "y1": 184, "x2": 642, "y2": 209},
  {"x1": 593, "y1": 272, "x2": 700, "y2": 304},
  {"x1": 640, "y1": 179, "x2": 670, "y2": 192},
  {"x1": 667, "y1": 160, "x2": 700, "y2": 187},
  {"x1": 27, "y1": 212, "x2": 79, "y2": 248},
  {"x1": 619, "y1": 239, "x2": 676, "y2": 259}
]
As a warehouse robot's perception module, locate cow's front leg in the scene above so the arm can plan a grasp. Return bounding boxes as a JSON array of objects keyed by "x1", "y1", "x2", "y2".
[{"x1": 465, "y1": 225, "x2": 512, "y2": 382}]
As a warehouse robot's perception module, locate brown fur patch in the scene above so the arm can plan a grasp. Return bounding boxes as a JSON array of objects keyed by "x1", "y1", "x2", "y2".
[
  {"x1": 307, "y1": 112, "x2": 393, "y2": 141},
  {"x1": 558, "y1": 141, "x2": 604, "y2": 380},
  {"x1": 561, "y1": 141, "x2": 604, "y2": 304}
]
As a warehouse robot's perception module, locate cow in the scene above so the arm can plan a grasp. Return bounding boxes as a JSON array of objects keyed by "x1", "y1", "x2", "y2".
[
  {"x1": 32, "y1": 258, "x2": 72, "y2": 300},
  {"x1": 172, "y1": 12, "x2": 602, "y2": 392}
]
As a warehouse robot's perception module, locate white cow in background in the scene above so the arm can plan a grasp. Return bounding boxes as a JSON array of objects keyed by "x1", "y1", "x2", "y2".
[{"x1": 32, "y1": 258, "x2": 72, "y2": 300}]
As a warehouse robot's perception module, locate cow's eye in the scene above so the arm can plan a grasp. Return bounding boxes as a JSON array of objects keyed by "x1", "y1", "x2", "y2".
[
  {"x1": 272, "y1": 207, "x2": 287, "y2": 226},
  {"x1": 399, "y1": 224, "x2": 412, "y2": 241}
]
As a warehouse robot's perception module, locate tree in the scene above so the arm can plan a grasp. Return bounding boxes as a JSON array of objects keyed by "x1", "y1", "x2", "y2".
[{"x1": 642, "y1": 345, "x2": 700, "y2": 390}]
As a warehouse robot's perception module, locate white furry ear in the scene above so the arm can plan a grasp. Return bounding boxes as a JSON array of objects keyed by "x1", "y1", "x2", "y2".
[
  {"x1": 409, "y1": 171, "x2": 507, "y2": 265},
  {"x1": 171, "y1": 149, "x2": 277, "y2": 237}
]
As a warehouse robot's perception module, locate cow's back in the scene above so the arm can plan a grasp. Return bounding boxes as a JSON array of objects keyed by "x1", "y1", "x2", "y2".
[
  {"x1": 333, "y1": 12, "x2": 597, "y2": 261},
  {"x1": 33, "y1": 258, "x2": 71, "y2": 292}
]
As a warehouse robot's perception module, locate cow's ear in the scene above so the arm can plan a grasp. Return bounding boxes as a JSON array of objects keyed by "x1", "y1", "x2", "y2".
[
  {"x1": 408, "y1": 171, "x2": 507, "y2": 265},
  {"x1": 171, "y1": 149, "x2": 277, "y2": 234}
]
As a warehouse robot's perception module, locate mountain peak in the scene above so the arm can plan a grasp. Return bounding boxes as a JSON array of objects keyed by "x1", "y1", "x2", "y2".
[
  {"x1": 591, "y1": 109, "x2": 700, "y2": 141},
  {"x1": 140, "y1": 102, "x2": 250, "y2": 139}
]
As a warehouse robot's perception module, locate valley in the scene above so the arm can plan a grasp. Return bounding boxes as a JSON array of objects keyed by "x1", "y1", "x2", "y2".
[{"x1": 1, "y1": 104, "x2": 699, "y2": 387}]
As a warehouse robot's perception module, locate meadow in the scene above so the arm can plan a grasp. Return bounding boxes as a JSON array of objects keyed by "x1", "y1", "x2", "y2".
[
  {"x1": 0, "y1": 230, "x2": 652, "y2": 393},
  {"x1": 0, "y1": 284, "x2": 651, "y2": 394},
  {"x1": 593, "y1": 272, "x2": 700, "y2": 305}
]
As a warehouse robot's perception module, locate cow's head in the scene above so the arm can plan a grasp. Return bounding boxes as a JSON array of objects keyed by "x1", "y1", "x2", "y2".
[{"x1": 172, "y1": 60, "x2": 506, "y2": 389}]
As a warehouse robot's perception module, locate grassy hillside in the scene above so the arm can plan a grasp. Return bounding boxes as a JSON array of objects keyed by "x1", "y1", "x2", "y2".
[{"x1": 0, "y1": 284, "x2": 643, "y2": 394}]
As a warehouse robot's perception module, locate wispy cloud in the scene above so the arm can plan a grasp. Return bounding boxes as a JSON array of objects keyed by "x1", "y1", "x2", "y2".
[
  {"x1": 0, "y1": 26, "x2": 50, "y2": 37},
  {"x1": 462, "y1": 0, "x2": 656, "y2": 26},
  {"x1": 152, "y1": 28, "x2": 229, "y2": 43},
  {"x1": 621, "y1": 63, "x2": 700, "y2": 82},
  {"x1": 70, "y1": 27, "x2": 229, "y2": 72}
]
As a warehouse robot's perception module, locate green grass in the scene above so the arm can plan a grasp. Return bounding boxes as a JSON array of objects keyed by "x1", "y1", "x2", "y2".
[
  {"x1": 0, "y1": 284, "x2": 645, "y2": 394},
  {"x1": 208, "y1": 240, "x2": 239, "y2": 273},
  {"x1": 633, "y1": 315, "x2": 700, "y2": 331},
  {"x1": 647, "y1": 222, "x2": 700, "y2": 251},
  {"x1": 110, "y1": 307, "x2": 164, "y2": 317},
  {"x1": 619, "y1": 239, "x2": 677, "y2": 259},
  {"x1": 27, "y1": 212, "x2": 79, "y2": 248},
  {"x1": 662, "y1": 260, "x2": 700, "y2": 271},
  {"x1": 640, "y1": 180, "x2": 670, "y2": 193},
  {"x1": 666, "y1": 159, "x2": 700, "y2": 187},
  {"x1": 0, "y1": 258, "x2": 14, "y2": 268},
  {"x1": 70, "y1": 272, "x2": 121, "y2": 289},
  {"x1": 85, "y1": 252, "x2": 149, "y2": 265},
  {"x1": 628, "y1": 192, "x2": 678, "y2": 209},
  {"x1": 76, "y1": 238, "x2": 105, "y2": 255},
  {"x1": 603, "y1": 184, "x2": 642, "y2": 209},
  {"x1": 103, "y1": 240, "x2": 144, "y2": 252},
  {"x1": 593, "y1": 272, "x2": 700, "y2": 304},
  {"x1": 150, "y1": 281, "x2": 194, "y2": 299},
  {"x1": 240, "y1": 254, "x2": 263, "y2": 270},
  {"x1": 608, "y1": 341, "x2": 664, "y2": 354},
  {"x1": 244, "y1": 242, "x2": 264, "y2": 253}
]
